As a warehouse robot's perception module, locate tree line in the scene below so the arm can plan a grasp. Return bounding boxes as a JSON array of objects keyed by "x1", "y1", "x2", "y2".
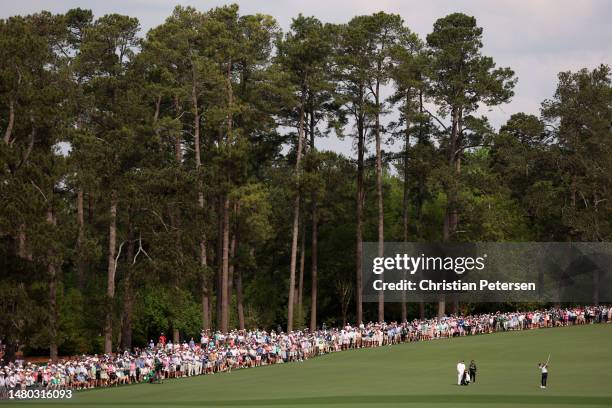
[{"x1": 0, "y1": 5, "x2": 610, "y2": 360}]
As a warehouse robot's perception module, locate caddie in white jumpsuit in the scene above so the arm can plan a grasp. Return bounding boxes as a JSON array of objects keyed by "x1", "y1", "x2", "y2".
[{"x1": 456, "y1": 360, "x2": 466, "y2": 385}]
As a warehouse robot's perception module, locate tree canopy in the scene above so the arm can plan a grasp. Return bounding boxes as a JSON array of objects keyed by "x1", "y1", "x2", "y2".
[{"x1": 0, "y1": 6, "x2": 610, "y2": 360}]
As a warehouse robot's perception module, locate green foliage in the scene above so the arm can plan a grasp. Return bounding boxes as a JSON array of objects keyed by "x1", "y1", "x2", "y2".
[
  {"x1": 0, "y1": 5, "x2": 609, "y2": 357},
  {"x1": 426, "y1": 13, "x2": 516, "y2": 114},
  {"x1": 542, "y1": 65, "x2": 612, "y2": 241},
  {"x1": 57, "y1": 288, "x2": 90, "y2": 355},
  {"x1": 139, "y1": 285, "x2": 201, "y2": 341}
]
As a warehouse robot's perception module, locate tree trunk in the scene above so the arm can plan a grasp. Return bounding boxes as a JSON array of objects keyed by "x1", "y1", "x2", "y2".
[
  {"x1": 227, "y1": 204, "x2": 238, "y2": 325},
  {"x1": 437, "y1": 296, "x2": 446, "y2": 318},
  {"x1": 220, "y1": 195, "x2": 230, "y2": 332},
  {"x1": 76, "y1": 188, "x2": 86, "y2": 289},
  {"x1": 154, "y1": 94, "x2": 161, "y2": 127},
  {"x1": 170, "y1": 217, "x2": 184, "y2": 344},
  {"x1": 443, "y1": 107, "x2": 459, "y2": 242},
  {"x1": 310, "y1": 199, "x2": 318, "y2": 331},
  {"x1": 417, "y1": 90, "x2": 426, "y2": 321},
  {"x1": 190, "y1": 64, "x2": 210, "y2": 331},
  {"x1": 236, "y1": 251, "x2": 246, "y2": 330},
  {"x1": 168, "y1": 171, "x2": 181, "y2": 344},
  {"x1": 104, "y1": 192, "x2": 117, "y2": 354},
  {"x1": 288, "y1": 199, "x2": 300, "y2": 333},
  {"x1": 120, "y1": 223, "x2": 135, "y2": 351},
  {"x1": 593, "y1": 268, "x2": 600, "y2": 306},
  {"x1": 375, "y1": 82, "x2": 384, "y2": 322},
  {"x1": 47, "y1": 209, "x2": 58, "y2": 361},
  {"x1": 191, "y1": 67, "x2": 200, "y2": 171},
  {"x1": 309, "y1": 108, "x2": 318, "y2": 332},
  {"x1": 153, "y1": 93, "x2": 162, "y2": 156},
  {"x1": 200, "y1": 237, "x2": 210, "y2": 330},
  {"x1": 206, "y1": 297, "x2": 212, "y2": 330},
  {"x1": 175, "y1": 94, "x2": 184, "y2": 163},
  {"x1": 3, "y1": 96, "x2": 15, "y2": 144},
  {"x1": 440, "y1": 108, "x2": 463, "y2": 316},
  {"x1": 216, "y1": 200, "x2": 224, "y2": 329},
  {"x1": 355, "y1": 111, "x2": 365, "y2": 325},
  {"x1": 401, "y1": 95, "x2": 410, "y2": 324},
  {"x1": 297, "y1": 214, "x2": 306, "y2": 326},
  {"x1": 570, "y1": 175, "x2": 577, "y2": 210},
  {"x1": 3, "y1": 341, "x2": 17, "y2": 364},
  {"x1": 88, "y1": 192, "x2": 94, "y2": 225},
  {"x1": 17, "y1": 223, "x2": 27, "y2": 259},
  {"x1": 172, "y1": 95, "x2": 184, "y2": 341},
  {"x1": 287, "y1": 90, "x2": 306, "y2": 333},
  {"x1": 219, "y1": 57, "x2": 234, "y2": 333}
]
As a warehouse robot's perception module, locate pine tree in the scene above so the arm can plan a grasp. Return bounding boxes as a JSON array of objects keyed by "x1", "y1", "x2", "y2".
[{"x1": 426, "y1": 13, "x2": 515, "y2": 315}]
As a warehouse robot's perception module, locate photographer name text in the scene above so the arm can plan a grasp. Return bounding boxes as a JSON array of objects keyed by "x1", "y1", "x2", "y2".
[{"x1": 372, "y1": 279, "x2": 536, "y2": 292}]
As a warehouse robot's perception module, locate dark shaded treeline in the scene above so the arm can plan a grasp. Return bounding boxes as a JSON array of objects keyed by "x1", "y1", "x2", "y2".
[{"x1": 0, "y1": 5, "x2": 610, "y2": 360}]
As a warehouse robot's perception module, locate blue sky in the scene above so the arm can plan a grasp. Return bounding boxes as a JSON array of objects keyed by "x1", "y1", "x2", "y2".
[{"x1": 2, "y1": 0, "x2": 610, "y2": 156}]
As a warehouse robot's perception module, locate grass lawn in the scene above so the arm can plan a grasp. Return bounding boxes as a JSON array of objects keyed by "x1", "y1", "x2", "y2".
[{"x1": 6, "y1": 324, "x2": 612, "y2": 408}]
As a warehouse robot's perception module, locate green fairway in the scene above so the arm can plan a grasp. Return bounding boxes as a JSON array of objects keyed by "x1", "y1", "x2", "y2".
[{"x1": 7, "y1": 324, "x2": 612, "y2": 408}]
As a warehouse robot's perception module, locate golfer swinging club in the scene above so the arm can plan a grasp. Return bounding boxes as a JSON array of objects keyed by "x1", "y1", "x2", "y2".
[{"x1": 538, "y1": 354, "x2": 550, "y2": 389}]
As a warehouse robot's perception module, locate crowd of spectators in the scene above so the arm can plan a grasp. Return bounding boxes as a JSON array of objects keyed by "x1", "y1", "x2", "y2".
[{"x1": 1, "y1": 305, "x2": 610, "y2": 397}]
